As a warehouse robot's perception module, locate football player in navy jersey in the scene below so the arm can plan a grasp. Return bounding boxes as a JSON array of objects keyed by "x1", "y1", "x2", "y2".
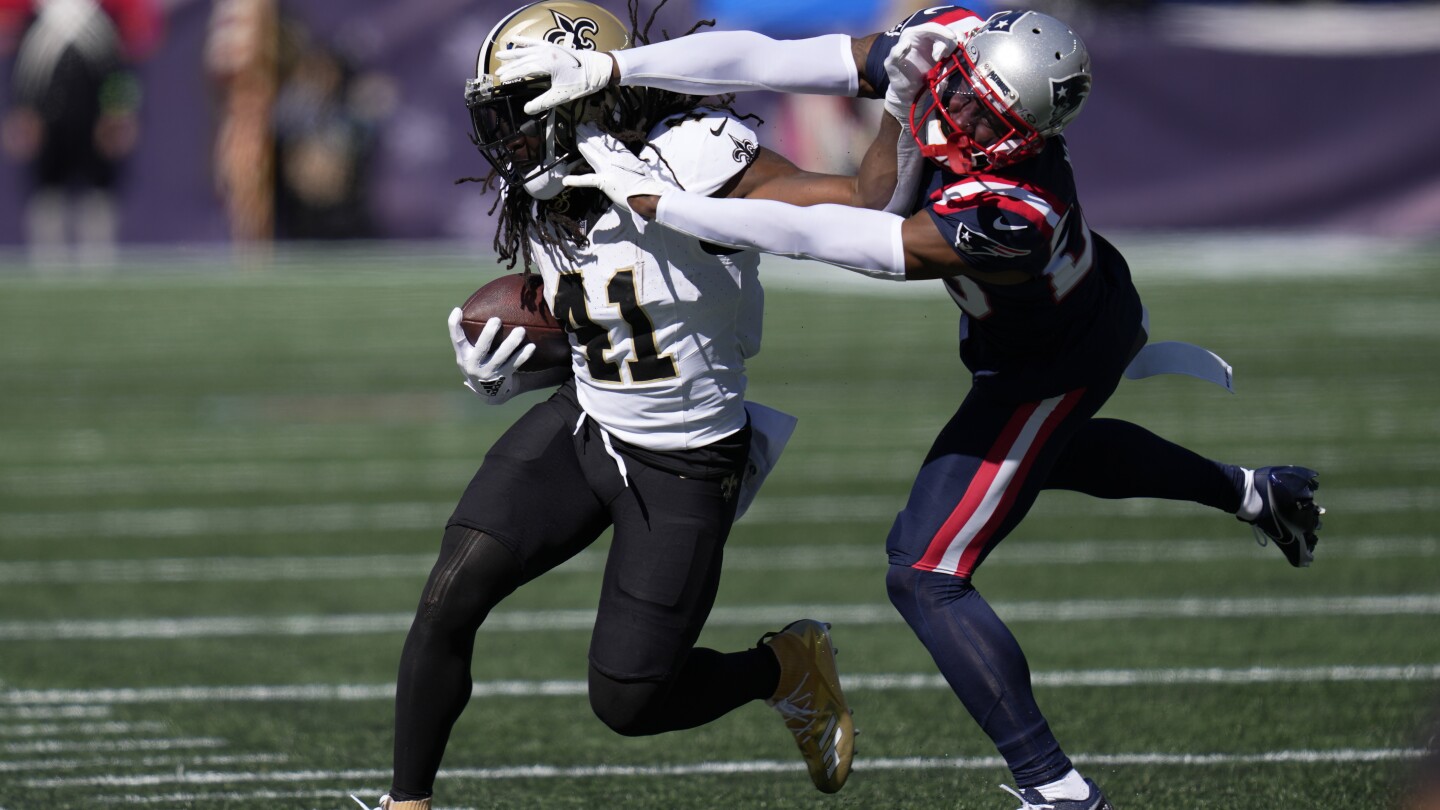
[{"x1": 508, "y1": 5, "x2": 1326, "y2": 808}]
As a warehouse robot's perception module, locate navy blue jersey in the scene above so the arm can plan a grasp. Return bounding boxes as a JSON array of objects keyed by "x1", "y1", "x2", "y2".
[{"x1": 866, "y1": 7, "x2": 1142, "y2": 398}]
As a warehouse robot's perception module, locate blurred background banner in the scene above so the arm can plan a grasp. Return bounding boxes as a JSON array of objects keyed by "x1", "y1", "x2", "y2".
[
  {"x1": 2, "y1": 0, "x2": 1440, "y2": 254},
  {"x1": 1070, "y1": 3, "x2": 1440, "y2": 238}
]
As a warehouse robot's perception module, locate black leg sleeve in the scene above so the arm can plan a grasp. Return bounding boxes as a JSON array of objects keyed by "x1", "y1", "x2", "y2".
[{"x1": 390, "y1": 527, "x2": 525, "y2": 799}]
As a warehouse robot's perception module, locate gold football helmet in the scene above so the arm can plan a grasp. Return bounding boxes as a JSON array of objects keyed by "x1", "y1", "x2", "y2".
[{"x1": 465, "y1": 1, "x2": 630, "y2": 198}]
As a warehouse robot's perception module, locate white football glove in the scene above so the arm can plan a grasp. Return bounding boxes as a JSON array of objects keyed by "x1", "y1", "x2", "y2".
[
  {"x1": 561, "y1": 124, "x2": 669, "y2": 212},
  {"x1": 494, "y1": 35, "x2": 614, "y2": 115},
  {"x1": 447, "y1": 308, "x2": 537, "y2": 405},
  {"x1": 883, "y1": 22, "x2": 959, "y2": 122}
]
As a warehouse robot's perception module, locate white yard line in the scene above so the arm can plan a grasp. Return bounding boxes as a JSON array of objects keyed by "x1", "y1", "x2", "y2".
[
  {"x1": 98, "y1": 790, "x2": 474, "y2": 809},
  {"x1": 0, "y1": 235, "x2": 1424, "y2": 287},
  {"x1": 6, "y1": 445, "x2": 1440, "y2": 500},
  {"x1": 5, "y1": 663, "x2": 1438, "y2": 707},
  {"x1": 30, "y1": 747, "x2": 1428, "y2": 790},
  {"x1": 0, "y1": 460, "x2": 474, "y2": 499},
  {"x1": 4, "y1": 738, "x2": 226, "y2": 755},
  {"x1": 0, "y1": 554, "x2": 442, "y2": 584},
  {"x1": 0, "y1": 487, "x2": 1434, "y2": 540},
  {"x1": 0, "y1": 721, "x2": 166, "y2": 737},
  {"x1": 0, "y1": 753, "x2": 288, "y2": 774},
  {"x1": 3, "y1": 594, "x2": 1439, "y2": 643},
  {"x1": 0, "y1": 705, "x2": 109, "y2": 720},
  {"x1": 1, "y1": 536, "x2": 1434, "y2": 585}
]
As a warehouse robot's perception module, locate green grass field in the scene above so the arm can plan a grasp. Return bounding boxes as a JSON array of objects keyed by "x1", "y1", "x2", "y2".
[{"x1": 2, "y1": 242, "x2": 1438, "y2": 809}]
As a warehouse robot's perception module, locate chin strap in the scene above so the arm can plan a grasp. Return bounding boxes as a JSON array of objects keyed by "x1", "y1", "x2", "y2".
[
  {"x1": 912, "y1": 118, "x2": 965, "y2": 173},
  {"x1": 521, "y1": 113, "x2": 576, "y2": 200},
  {"x1": 523, "y1": 159, "x2": 582, "y2": 200},
  {"x1": 944, "y1": 134, "x2": 974, "y2": 173}
]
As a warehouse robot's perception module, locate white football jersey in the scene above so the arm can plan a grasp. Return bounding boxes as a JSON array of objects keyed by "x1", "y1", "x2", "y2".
[{"x1": 529, "y1": 112, "x2": 764, "y2": 451}]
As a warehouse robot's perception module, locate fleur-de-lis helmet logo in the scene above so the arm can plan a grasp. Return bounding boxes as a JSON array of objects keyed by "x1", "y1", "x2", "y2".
[{"x1": 545, "y1": 10, "x2": 600, "y2": 50}]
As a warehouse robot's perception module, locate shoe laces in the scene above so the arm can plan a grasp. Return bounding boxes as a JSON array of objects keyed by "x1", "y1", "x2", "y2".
[
  {"x1": 999, "y1": 784, "x2": 1055, "y2": 810},
  {"x1": 1251, "y1": 522, "x2": 1283, "y2": 550},
  {"x1": 771, "y1": 674, "x2": 824, "y2": 738}
]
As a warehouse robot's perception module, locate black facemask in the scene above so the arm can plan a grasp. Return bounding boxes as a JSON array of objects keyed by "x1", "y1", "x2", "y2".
[{"x1": 467, "y1": 80, "x2": 560, "y2": 186}]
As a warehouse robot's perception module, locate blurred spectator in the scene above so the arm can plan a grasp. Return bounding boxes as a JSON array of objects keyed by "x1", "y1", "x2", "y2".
[
  {"x1": 205, "y1": 3, "x2": 393, "y2": 246},
  {"x1": 205, "y1": 0, "x2": 278, "y2": 247},
  {"x1": 1, "y1": 0, "x2": 161, "y2": 265},
  {"x1": 271, "y1": 18, "x2": 392, "y2": 240}
]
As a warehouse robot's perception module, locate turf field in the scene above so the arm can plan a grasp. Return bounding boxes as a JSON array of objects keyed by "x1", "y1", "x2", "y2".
[{"x1": 1, "y1": 240, "x2": 1438, "y2": 809}]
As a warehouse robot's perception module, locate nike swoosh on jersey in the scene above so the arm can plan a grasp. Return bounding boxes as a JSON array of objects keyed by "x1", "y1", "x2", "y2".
[
  {"x1": 992, "y1": 218, "x2": 1028, "y2": 231},
  {"x1": 710, "y1": 119, "x2": 728, "y2": 136}
]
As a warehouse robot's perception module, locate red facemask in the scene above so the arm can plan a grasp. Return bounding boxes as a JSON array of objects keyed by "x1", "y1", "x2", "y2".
[{"x1": 908, "y1": 51, "x2": 1043, "y2": 173}]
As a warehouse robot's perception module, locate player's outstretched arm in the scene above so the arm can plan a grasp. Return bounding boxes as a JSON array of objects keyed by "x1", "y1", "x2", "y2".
[
  {"x1": 564, "y1": 126, "x2": 989, "y2": 283},
  {"x1": 612, "y1": 30, "x2": 876, "y2": 98},
  {"x1": 716, "y1": 124, "x2": 910, "y2": 213},
  {"x1": 592, "y1": 7, "x2": 972, "y2": 107},
  {"x1": 698, "y1": 21, "x2": 959, "y2": 213},
  {"x1": 728, "y1": 148, "x2": 869, "y2": 210},
  {"x1": 497, "y1": 29, "x2": 892, "y2": 115},
  {"x1": 652, "y1": 185, "x2": 987, "y2": 282}
]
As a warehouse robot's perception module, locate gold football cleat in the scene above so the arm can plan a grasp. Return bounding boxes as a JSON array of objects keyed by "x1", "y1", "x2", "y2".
[{"x1": 760, "y1": 619, "x2": 855, "y2": 793}]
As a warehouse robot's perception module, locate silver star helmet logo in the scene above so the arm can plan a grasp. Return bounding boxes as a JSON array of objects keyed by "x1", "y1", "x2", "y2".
[{"x1": 986, "y1": 11, "x2": 1026, "y2": 32}]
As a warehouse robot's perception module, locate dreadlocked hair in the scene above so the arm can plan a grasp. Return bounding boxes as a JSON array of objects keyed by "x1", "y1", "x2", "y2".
[{"x1": 457, "y1": 0, "x2": 764, "y2": 273}]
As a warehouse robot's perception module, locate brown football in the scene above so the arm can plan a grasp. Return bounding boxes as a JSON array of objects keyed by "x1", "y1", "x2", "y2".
[{"x1": 459, "y1": 273, "x2": 570, "y2": 371}]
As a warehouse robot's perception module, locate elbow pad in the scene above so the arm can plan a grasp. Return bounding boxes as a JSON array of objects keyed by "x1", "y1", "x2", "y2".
[
  {"x1": 656, "y1": 192, "x2": 907, "y2": 280},
  {"x1": 614, "y1": 32, "x2": 859, "y2": 97}
]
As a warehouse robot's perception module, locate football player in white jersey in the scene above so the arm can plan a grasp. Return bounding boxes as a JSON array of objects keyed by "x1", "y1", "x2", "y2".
[{"x1": 358, "y1": 4, "x2": 857, "y2": 809}]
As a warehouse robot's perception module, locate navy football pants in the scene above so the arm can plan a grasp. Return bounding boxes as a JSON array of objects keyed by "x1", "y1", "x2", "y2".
[{"x1": 885, "y1": 373, "x2": 1239, "y2": 787}]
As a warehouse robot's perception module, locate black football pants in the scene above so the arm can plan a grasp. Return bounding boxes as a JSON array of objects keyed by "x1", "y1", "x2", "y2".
[{"x1": 390, "y1": 384, "x2": 776, "y2": 799}]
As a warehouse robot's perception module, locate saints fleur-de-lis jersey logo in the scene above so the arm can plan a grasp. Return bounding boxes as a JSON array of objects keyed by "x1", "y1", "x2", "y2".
[
  {"x1": 729, "y1": 134, "x2": 757, "y2": 165},
  {"x1": 545, "y1": 11, "x2": 600, "y2": 50}
]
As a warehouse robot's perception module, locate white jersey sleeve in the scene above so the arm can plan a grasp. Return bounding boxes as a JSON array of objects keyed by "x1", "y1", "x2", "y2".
[{"x1": 639, "y1": 112, "x2": 760, "y2": 198}]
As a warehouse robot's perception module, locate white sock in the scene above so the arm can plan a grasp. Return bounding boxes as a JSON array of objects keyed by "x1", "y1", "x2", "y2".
[
  {"x1": 1236, "y1": 466, "x2": 1263, "y2": 521},
  {"x1": 1035, "y1": 768, "x2": 1090, "y2": 802}
]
